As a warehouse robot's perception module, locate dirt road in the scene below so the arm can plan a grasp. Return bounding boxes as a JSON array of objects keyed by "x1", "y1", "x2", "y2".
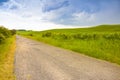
[{"x1": 15, "y1": 36, "x2": 120, "y2": 80}]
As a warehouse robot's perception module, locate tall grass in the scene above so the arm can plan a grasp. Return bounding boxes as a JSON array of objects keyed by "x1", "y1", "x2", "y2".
[
  {"x1": 18, "y1": 25, "x2": 120, "y2": 65},
  {"x1": 0, "y1": 36, "x2": 16, "y2": 80},
  {"x1": 0, "y1": 26, "x2": 16, "y2": 80}
]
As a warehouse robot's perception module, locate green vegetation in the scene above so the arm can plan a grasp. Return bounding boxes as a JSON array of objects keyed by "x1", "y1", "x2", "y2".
[
  {"x1": 0, "y1": 26, "x2": 16, "y2": 80},
  {"x1": 0, "y1": 26, "x2": 16, "y2": 43},
  {"x1": 18, "y1": 24, "x2": 120, "y2": 65}
]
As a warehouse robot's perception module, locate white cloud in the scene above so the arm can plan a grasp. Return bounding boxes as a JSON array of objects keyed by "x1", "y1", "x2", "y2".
[
  {"x1": 0, "y1": 10, "x2": 81, "y2": 30},
  {"x1": 72, "y1": 1, "x2": 120, "y2": 26},
  {"x1": 73, "y1": 12, "x2": 95, "y2": 22},
  {"x1": 0, "y1": 0, "x2": 119, "y2": 30},
  {"x1": 0, "y1": 0, "x2": 76, "y2": 30}
]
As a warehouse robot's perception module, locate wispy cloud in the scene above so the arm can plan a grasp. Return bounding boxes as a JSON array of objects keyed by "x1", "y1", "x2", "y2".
[{"x1": 43, "y1": 0, "x2": 69, "y2": 12}]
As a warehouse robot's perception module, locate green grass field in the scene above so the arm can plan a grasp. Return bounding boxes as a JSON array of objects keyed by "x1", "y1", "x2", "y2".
[{"x1": 17, "y1": 24, "x2": 120, "y2": 65}]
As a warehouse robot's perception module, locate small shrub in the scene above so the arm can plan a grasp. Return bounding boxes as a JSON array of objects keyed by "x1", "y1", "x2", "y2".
[
  {"x1": 60, "y1": 34, "x2": 70, "y2": 39},
  {"x1": 10, "y1": 29, "x2": 16, "y2": 35},
  {"x1": 0, "y1": 34, "x2": 5, "y2": 43},
  {"x1": 29, "y1": 33, "x2": 33, "y2": 36},
  {"x1": 103, "y1": 33, "x2": 120, "y2": 40},
  {"x1": 42, "y1": 32, "x2": 52, "y2": 37},
  {"x1": 0, "y1": 26, "x2": 14, "y2": 43},
  {"x1": 0, "y1": 26, "x2": 11, "y2": 38}
]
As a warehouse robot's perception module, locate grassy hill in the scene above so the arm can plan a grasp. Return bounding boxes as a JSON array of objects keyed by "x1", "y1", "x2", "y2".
[
  {"x1": 42, "y1": 24, "x2": 120, "y2": 33},
  {"x1": 18, "y1": 24, "x2": 120, "y2": 65}
]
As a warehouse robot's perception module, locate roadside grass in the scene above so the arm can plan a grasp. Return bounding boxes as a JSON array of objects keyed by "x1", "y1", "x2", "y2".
[
  {"x1": 17, "y1": 25, "x2": 120, "y2": 65},
  {"x1": 0, "y1": 36, "x2": 16, "y2": 80}
]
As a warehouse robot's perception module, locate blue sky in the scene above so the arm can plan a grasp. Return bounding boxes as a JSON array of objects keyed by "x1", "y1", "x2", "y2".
[{"x1": 0, "y1": 0, "x2": 120, "y2": 30}]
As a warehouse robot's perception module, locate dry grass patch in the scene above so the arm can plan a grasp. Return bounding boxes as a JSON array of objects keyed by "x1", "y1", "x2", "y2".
[{"x1": 0, "y1": 36, "x2": 16, "y2": 80}]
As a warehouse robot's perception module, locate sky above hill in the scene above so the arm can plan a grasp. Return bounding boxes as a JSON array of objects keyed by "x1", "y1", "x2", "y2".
[{"x1": 0, "y1": 0, "x2": 120, "y2": 30}]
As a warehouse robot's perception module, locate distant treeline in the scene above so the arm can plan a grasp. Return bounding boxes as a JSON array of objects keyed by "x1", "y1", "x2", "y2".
[{"x1": 0, "y1": 26, "x2": 16, "y2": 43}]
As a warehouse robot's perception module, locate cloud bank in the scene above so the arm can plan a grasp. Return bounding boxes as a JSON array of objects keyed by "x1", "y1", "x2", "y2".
[{"x1": 0, "y1": 0, "x2": 120, "y2": 30}]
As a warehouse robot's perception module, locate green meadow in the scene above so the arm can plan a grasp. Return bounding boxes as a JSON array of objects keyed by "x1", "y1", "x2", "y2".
[{"x1": 18, "y1": 25, "x2": 120, "y2": 65}]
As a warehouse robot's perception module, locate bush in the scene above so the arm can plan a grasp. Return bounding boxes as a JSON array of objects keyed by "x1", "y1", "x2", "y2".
[
  {"x1": 103, "y1": 33, "x2": 120, "y2": 40},
  {"x1": 73, "y1": 33, "x2": 93, "y2": 40},
  {"x1": 29, "y1": 33, "x2": 33, "y2": 36},
  {"x1": 10, "y1": 29, "x2": 16, "y2": 35},
  {"x1": 60, "y1": 34, "x2": 70, "y2": 40},
  {"x1": 0, "y1": 34, "x2": 5, "y2": 43},
  {"x1": 0, "y1": 26, "x2": 11, "y2": 38},
  {"x1": 0, "y1": 26, "x2": 13, "y2": 44},
  {"x1": 42, "y1": 32, "x2": 52, "y2": 37}
]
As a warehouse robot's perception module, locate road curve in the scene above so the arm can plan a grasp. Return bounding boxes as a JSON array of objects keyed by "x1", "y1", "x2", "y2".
[{"x1": 15, "y1": 36, "x2": 120, "y2": 80}]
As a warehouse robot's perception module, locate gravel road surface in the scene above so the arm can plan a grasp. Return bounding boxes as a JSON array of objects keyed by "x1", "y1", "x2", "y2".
[{"x1": 15, "y1": 36, "x2": 120, "y2": 80}]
